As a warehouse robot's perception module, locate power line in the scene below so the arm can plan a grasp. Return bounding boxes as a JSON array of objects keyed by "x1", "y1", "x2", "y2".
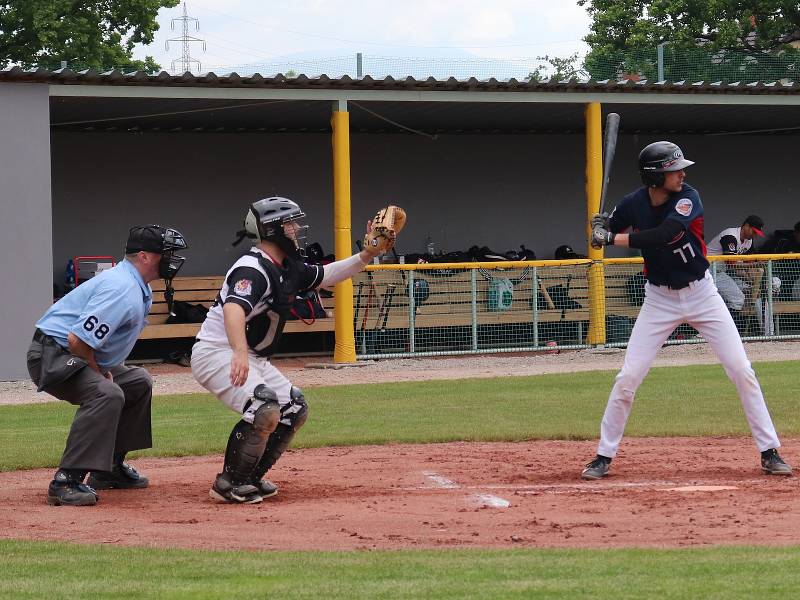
[{"x1": 195, "y1": 5, "x2": 585, "y2": 50}]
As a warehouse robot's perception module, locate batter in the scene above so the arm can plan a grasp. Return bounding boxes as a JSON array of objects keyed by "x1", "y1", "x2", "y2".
[{"x1": 583, "y1": 141, "x2": 791, "y2": 480}]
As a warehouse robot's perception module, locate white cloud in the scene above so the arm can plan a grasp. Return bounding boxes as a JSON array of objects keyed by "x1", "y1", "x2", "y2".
[{"x1": 133, "y1": 0, "x2": 591, "y2": 73}]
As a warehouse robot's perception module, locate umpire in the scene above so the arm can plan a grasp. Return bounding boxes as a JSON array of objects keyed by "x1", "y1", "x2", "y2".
[{"x1": 27, "y1": 225, "x2": 188, "y2": 506}]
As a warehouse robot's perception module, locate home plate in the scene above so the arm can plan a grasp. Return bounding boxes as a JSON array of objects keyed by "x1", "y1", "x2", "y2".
[{"x1": 662, "y1": 485, "x2": 738, "y2": 492}]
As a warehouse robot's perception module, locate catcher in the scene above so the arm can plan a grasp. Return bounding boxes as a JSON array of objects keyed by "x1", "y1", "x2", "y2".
[{"x1": 191, "y1": 196, "x2": 405, "y2": 503}]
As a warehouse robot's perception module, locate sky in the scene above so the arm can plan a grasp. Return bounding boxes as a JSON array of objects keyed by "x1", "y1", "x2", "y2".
[{"x1": 132, "y1": 1, "x2": 592, "y2": 79}]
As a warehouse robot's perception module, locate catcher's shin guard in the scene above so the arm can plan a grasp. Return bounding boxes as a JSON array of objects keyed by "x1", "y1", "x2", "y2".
[
  {"x1": 251, "y1": 386, "x2": 308, "y2": 481},
  {"x1": 222, "y1": 385, "x2": 280, "y2": 484}
]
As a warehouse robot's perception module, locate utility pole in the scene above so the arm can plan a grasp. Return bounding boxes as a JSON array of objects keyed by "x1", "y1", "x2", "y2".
[{"x1": 166, "y1": 2, "x2": 206, "y2": 74}]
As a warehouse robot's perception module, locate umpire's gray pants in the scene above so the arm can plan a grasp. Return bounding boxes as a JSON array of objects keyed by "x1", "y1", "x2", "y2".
[{"x1": 27, "y1": 336, "x2": 153, "y2": 473}]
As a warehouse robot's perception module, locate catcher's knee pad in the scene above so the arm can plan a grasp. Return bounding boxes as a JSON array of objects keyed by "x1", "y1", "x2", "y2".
[
  {"x1": 250, "y1": 387, "x2": 308, "y2": 481},
  {"x1": 245, "y1": 384, "x2": 280, "y2": 433},
  {"x1": 223, "y1": 385, "x2": 280, "y2": 484}
]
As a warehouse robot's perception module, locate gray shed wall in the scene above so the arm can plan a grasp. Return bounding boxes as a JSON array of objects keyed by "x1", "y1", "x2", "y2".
[
  {"x1": 0, "y1": 84, "x2": 52, "y2": 381},
  {"x1": 51, "y1": 130, "x2": 798, "y2": 278}
]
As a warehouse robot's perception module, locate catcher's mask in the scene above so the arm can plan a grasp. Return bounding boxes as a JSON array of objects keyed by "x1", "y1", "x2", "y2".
[
  {"x1": 125, "y1": 225, "x2": 188, "y2": 281},
  {"x1": 234, "y1": 196, "x2": 309, "y2": 257},
  {"x1": 639, "y1": 141, "x2": 695, "y2": 188},
  {"x1": 126, "y1": 225, "x2": 188, "y2": 315}
]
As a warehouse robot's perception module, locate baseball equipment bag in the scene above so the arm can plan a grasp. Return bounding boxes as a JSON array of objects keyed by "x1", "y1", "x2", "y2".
[{"x1": 488, "y1": 278, "x2": 514, "y2": 311}]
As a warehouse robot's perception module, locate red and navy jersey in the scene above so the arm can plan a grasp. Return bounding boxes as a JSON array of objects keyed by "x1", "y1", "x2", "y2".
[{"x1": 609, "y1": 184, "x2": 709, "y2": 288}]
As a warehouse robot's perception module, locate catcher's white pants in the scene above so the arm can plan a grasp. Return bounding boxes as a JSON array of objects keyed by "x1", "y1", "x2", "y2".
[
  {"x1": 596, "y1": 271, "x2": 781, "y2": 458},
  {"x1": 191, "y1": 340, "x2": 294, "y2": 423}
]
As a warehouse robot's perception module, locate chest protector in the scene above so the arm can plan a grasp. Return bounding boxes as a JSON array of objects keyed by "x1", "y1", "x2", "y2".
[{"x1": 245, "y1": 251, "x2": 307, "y2": 356}]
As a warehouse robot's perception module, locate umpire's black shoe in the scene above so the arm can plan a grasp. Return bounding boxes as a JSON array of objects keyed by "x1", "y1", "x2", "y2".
[
  {"x1": 47, "y1": 471, "x2": 98, "y2": 506},
  {"x1": 581, "y1": 455, "x2": 612, "y2": 480},
  {"x1": 761, "y1": 449, "x2": 793, "y2": 475},
  {"x1": 87, "y1": 462, "x2": 149, "y2": 490}
]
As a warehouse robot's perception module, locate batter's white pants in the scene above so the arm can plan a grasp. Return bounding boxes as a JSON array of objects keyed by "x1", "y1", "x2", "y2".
[
  {"x1": 191, "y1": 340, "x2": 295, "y2": 425},
  {"x1": 597, "y1": 271, "x2": 781, "y2": 458}
]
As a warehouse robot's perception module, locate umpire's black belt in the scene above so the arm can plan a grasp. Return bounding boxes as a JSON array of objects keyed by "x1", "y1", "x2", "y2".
[{"x1": 33, "y1": 328, "x2": 50, "y2": 343}]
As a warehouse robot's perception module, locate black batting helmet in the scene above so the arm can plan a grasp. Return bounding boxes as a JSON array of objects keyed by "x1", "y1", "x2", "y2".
[{"x1": 639, "y1": 141, "x2": 695, "y2": 188}]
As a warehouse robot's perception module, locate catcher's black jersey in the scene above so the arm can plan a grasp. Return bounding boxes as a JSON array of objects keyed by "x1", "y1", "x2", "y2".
[{"x1": 197, "y1": 248, "x2": 324, "y2": 356}]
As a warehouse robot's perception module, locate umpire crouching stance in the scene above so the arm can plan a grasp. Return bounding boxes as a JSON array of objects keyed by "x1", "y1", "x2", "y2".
[{"x1": 27, "y1": 225, "x2": 188, "y2": 506}]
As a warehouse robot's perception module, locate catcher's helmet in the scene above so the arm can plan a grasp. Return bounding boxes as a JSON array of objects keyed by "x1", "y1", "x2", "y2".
[
  {"x1": 243, "y1": 196, "x2": 308, "y2": 255},
  {"x1": 639, "y1": 141, "x2": 695, "y2": 188}
]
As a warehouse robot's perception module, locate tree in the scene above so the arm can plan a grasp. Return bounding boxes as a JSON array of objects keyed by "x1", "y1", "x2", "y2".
[
  {"x1": 578, "y1": 1, "x2": 800, "y2": 82},
  {"x1": 529, "y1": 53, "x2": 587, "y2": 82},
  {"x1": 0, "y1": 0, "x2": 179, "y2": 73}
]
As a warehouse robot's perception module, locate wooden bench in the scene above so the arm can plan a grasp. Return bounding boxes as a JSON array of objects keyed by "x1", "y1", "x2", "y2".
[{"x1": 139, "y1": 276, "x2": 336, "y2": 340}]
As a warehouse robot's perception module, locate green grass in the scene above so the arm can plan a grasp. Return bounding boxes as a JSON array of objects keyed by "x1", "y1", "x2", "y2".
[
  {"x1": 2, "y1": 539, "x2": 800, "y2": 599},
  {"x1": 2, "y1": 361, "x2": 799, "y2": 471}
]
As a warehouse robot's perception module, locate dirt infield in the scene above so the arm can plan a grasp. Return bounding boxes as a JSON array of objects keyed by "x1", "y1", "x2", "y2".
[{"x1": 1, "y1": 437, "x2": 798, "y2": 551}]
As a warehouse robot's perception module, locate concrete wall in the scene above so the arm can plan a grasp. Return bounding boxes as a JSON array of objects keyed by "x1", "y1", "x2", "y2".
[
  {"x1": 0, "y1": 84, "x2": 53, "y2": 380},
  {"x1": 51, "y1": 129, "x2": 799, "y2": 277}
]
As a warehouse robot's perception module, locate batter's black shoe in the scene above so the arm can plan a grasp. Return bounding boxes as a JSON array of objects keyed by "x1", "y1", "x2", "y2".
[
  {"x1": 581, "y1": 455, "x2": 612, "y2": 480},
  {"x1": 209, "y1": 473, "x2": 263, "y2": 504},
  {"x1": 87, "y1": 462, "x2": 149, "y2": 490},
  {"x1": 46, "y1": 471, "x2": 98, "y2": 506},
  {"x1": 761, "y1": 449, "x2": 793, "y2": 475},
  {"x1": 252, "y1": 479, "x2": 278, "y2": 499}
]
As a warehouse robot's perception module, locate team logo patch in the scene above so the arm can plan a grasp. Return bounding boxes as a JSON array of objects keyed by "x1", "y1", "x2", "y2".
[
  {"x1": 233, "y1": 279, "x2": 253, "y2": 296},
  {"x1": 675, "y1": 198, "x2": 693, "y2": 217},
  {"x1": 727, "y1": 242, "x2": 737, "y2": 253}
]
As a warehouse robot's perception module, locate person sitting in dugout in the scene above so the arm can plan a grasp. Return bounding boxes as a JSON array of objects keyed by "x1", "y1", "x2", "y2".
[{"x1": 191, "y1": 197, "x2": 405, "y2": 504}]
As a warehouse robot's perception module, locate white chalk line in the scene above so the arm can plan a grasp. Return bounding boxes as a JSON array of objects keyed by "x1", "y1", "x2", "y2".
[
  {"x1": 412, "y1": 477, "x2": 774, "y2": 495},
  {"x1": 423, "y1": 471, "x2": 511, "y2": 508}
]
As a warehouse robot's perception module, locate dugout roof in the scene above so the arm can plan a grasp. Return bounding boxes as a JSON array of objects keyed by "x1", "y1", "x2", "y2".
[{"x1": 3, "y1": 66, "x2": 800, "y2": 136}]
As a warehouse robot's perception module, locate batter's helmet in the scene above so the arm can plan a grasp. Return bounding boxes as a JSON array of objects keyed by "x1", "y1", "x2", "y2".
[
  {"x1": 639, "y1": 141, "x2": 695, "y2": 188},
  {"x1": 243, "y1": 196, "x2": 308, "y2": 256}
]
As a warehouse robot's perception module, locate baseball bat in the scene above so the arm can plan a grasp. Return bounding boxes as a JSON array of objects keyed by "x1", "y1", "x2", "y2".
[
  {"x1": 379, "y1": 284, "x2": 396, "y2": 330},
  {"x1": 598, "y1": 112, "x2": 620, "y2": 216}
]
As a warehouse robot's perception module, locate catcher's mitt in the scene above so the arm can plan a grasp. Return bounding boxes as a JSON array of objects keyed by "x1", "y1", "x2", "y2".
[{"x1": 363, "y1": 205, "x2": 406, "y2": 255}]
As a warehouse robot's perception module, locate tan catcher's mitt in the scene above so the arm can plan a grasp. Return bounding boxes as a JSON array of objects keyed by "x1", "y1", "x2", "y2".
[{"x1": 364, "y1": 205, "x2": 406, "y2": 255}]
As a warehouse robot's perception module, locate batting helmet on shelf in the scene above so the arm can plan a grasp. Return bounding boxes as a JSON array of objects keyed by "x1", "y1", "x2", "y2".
[{"x1": 639, "y1": 141, "x2": 695, "y2": 188}]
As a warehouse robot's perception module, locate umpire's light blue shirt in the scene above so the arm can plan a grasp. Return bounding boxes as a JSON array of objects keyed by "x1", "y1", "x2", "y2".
[{"x1": 36, "y1": 259, "x2": 152, "y2": 369}]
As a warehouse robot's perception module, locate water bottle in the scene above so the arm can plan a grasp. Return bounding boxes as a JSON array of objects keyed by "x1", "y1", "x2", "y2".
[{"x1": 65, "y1": 259, "x2": 76, "y2": 292}]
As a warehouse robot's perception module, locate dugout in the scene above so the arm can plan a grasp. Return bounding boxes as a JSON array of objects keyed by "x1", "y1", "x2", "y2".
[{"x1": 2, "y1": 67, "x2": 800, "y2": 378}]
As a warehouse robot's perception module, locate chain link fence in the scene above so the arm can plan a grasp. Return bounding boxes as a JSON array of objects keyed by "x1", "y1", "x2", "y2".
[{"x1": 352, "y1": 255, "x2": 800, "y2": 359}]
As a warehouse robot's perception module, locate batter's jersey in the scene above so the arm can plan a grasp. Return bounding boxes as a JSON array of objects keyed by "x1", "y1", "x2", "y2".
[
  {"x1": 197, "y1": 247, "x2": 324, "y2": 356},
  {"x1": 707, "y1": 227, "x2": 751, "y2": 256},
  {"x1": 36, "y1": 259, "x2": 152, "y2": 369},
  {"x1": 609, "y1": 184, "x2": 709, "y2": 288}
]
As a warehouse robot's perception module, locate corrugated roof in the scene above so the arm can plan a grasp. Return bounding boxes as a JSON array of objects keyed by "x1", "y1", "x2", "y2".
[{"x1": 2, "y1": 65, "x2": 799, "y2": 95}]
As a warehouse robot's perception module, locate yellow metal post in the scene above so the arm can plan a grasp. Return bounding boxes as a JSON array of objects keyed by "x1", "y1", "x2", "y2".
[
  {"x1": 331, "y1": 106, "x2": 357, "y2": 362},
  {"x1": 585, "y1": 102, "x2": 606, "y2": 345}
]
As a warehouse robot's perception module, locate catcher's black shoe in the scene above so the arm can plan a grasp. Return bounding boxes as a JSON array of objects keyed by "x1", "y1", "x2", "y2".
[
  {"x1": 210, "y1": 473, "x2": 263, "y2": 504},
  {"x1": 47, "y1": 471, "x2": 98, "y2": 506},
  {"x1": 87, "y1": 462, "x2": 149, "y2": 490},
  {"x1": 581, "y1": 455, "x2": 612, "y2": 480},
  {"x1": 252, "y1": 479, "x2": 278, "y2": 499},
  {"x1": 761, "y1": 449, "x2": 793, "y2": 475}
]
